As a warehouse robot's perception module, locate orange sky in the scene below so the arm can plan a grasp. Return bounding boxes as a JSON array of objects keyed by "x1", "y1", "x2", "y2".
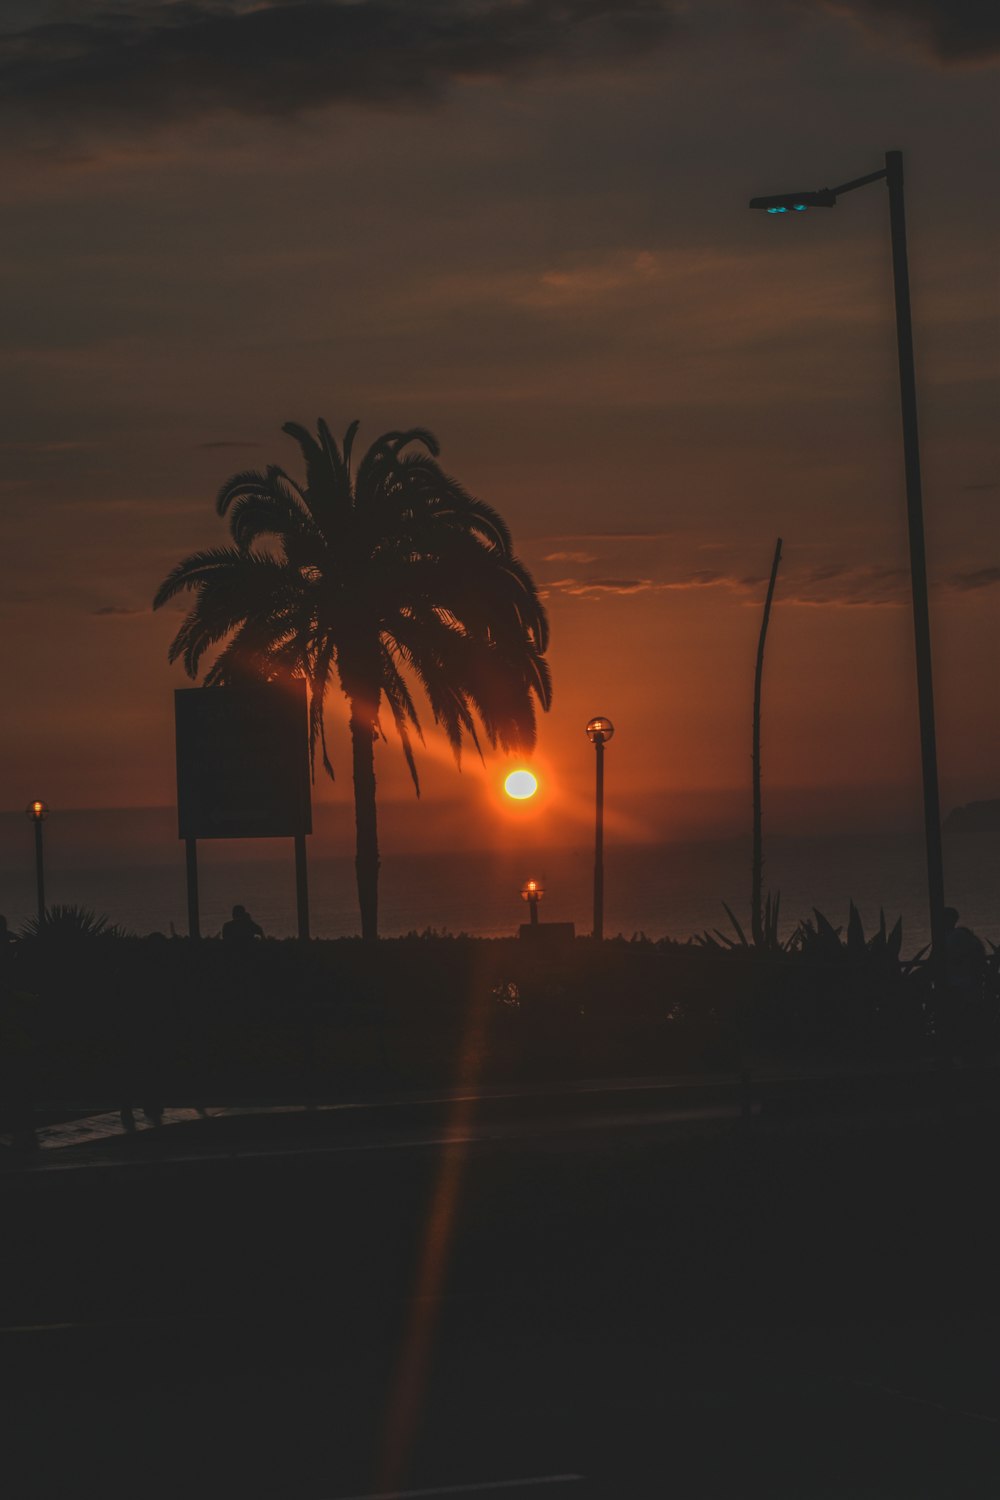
[{"x1": 0, "y1": 1, "x2": 997, "y2": 855}]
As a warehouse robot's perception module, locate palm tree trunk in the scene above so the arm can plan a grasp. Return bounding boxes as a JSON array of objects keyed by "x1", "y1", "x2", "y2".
[
  {"x1": 752, "y1": 538, "x2": 782, "y2": 948},
  {"x1": 349, "y1": 698, "x2": 380, "y2": 943}
]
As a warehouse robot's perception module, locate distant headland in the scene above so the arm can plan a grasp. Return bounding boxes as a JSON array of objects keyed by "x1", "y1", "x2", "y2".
[{"x1": 945, "y1": 799, "x2": 1000, "y2": 833}]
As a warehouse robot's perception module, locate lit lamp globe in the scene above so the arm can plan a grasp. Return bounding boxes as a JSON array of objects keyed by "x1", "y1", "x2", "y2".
[
  {"x1": 585, "y1": 716, "x2": 614, "y2": 745},
  {"x1": 26, "y1": 799, "x2": 49, "y2": 822}
]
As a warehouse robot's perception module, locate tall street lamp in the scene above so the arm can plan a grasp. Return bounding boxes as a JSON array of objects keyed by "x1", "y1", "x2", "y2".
[
  {"x1": 750, "y1": 151, "x2": 945, "y2": 974},
  {"x1": 586, "y1": 717, "x2": 614, "y2": 941},
  {"x1": 26, "y1": 799, "x2": 48, "y2": 923}
]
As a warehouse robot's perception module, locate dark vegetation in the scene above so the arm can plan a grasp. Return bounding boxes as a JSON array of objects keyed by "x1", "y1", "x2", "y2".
[{"x1": 3, "y1": 903, "x2": 999, "y2": 1111}]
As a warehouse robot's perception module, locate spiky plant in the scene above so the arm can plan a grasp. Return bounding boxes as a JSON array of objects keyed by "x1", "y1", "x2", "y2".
[
  {"x1": 20, "y1": 905, "x2": 128, "y2": 942},
  {"x1": 695, "y1": 891, "x2": 789, "y2": 953}
]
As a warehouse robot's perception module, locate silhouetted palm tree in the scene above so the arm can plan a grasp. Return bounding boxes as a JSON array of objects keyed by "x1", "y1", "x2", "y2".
[{"x1": 153, "y1": 420, "x2": 551, "y2": 940}]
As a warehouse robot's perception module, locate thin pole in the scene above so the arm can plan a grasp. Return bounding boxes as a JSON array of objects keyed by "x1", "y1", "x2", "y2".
[
  {"x1": 34, "y1": 821, "x2": 45, "y2": 923},
  {"x1": 752, "y1": 538, "x2": 782, "y2": 947},
  {"x1": 593, "y1": 738, "x2": 605, "y2": 941},
  {"x1": 294, "y1": 831, "x2": 311, "y2": 941},
  {"x1": 885, "y1": 150, "x2": 946, "y2": 978},
  {"x1": 185, "y1": 837, "x2": 201, "y2": 939}
]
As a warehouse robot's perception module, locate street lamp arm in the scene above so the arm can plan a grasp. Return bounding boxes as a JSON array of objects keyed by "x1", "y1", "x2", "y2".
[
  {"x1": 749, "y1": 168, "x2": 888, "y2": 215},
  {"x1": 830, "y1": 167, "x2": 888, "y2": 197}
]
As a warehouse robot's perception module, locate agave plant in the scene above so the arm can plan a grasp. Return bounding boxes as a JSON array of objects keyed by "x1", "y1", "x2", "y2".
[
  {"x1": 694, "y1": 891, "x2": 790, "y2": 953},
  {"x1": 791, "y1": 902, "x2": 907, "y2": 969},
  {"x1": 19, "y1": 905, "x2": 129, "y2": 942}
]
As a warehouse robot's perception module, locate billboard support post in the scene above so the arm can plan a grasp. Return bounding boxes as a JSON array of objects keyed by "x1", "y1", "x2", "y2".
[
  {"x1": 294, "y1": 831, "x2": 310, "y2": 941},
  {"x1": 185, "y1": 838, "x2": 200, "y2": 939}
]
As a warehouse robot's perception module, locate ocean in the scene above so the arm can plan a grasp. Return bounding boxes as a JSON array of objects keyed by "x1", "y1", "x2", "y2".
[{"x1": 2, "y1": 813, "x2": 999, "y2": 956}]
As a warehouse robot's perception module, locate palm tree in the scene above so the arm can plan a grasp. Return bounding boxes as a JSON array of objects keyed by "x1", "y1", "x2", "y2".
[{"x1": 153, "y1": 419, "x2": 552, "y2": 940}]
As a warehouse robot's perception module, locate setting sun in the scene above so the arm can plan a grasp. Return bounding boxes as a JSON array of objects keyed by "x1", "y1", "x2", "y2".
[{"x1": 504, "y1": 769, "x2": 538, "y2": 800}]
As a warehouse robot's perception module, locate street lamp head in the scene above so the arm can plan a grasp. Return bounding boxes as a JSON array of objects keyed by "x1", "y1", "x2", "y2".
[
  {"x1": 586, "y1": 716, "x2": 615, "y2": 745},
  {"x1": 521, "y1": 879, "x2": 544, "y2": 903},
  {"x1": 749, "y1": 189, "x2": 837, "y2": 213},
  {"x1": 26, "y1": 799, "x2": 48, "y2": 823}
]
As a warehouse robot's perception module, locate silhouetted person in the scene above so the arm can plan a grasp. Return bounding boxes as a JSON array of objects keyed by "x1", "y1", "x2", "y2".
[
  {"x1": 222, "y1": 904, "x2": 264, "y2": 945},
  {"x1": 943, "y1": 906, "x2": 986, "y2": 1060}
]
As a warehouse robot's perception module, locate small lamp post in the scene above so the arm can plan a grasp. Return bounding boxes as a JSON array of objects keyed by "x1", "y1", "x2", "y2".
[
  {"x1": 586, "y1": 717, "x2": 614, "y2": 940},
  {"x1": 26, "y1": 799, "x2": 48, "y2": 923},
  {"x1": 520, "y1": 878, "x2": 544, "y2": 928}
]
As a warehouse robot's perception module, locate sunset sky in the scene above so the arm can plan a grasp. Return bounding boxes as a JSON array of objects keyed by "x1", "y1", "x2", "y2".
[{"x1": 1, "y1": 0, "x2": 997, "y2": 856}]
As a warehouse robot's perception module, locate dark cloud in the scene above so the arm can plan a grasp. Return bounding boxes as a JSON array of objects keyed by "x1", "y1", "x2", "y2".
[
  {"x1": 0, "y1": 1, "x2": 685, "y2": 137},
  {"x1": 0, "y1": 0, "x2": 993, "y2": 150},
  {"x1": 0, "y1": 440, "x2": 94, "y2": 452},
  {"x1": 805, "y1": 0, "x2": 1000, "y2": 63},
  {"x1": 949, "y1": 566, "x2": 1000, "y2": 592}
]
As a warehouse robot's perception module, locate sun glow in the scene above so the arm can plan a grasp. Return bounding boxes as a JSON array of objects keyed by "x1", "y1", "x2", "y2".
[{"x1": 504, "y1": 769, "x2": 538, "y2": 800}]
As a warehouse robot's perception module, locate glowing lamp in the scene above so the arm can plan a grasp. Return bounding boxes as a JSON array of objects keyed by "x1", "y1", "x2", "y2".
[
  {"x1": 26, "y1": 800, "x2": 48, "y2": 822},
  {"x1": 504, "y1": 769, "x2": 538, "y2": 800},
  {"x1": 585, "y1": 716, "x2": 614, "y2": 745},
  {"x1": 521, "y1": 878, "x2": 544, "y2": 926},
  {"x1": 750, "y1": 189, "x2": 837, "y2": 213}
]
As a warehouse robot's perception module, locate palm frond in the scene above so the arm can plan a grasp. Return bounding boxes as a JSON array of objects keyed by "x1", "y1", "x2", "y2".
[
  {"x1": 342, "y1": 419, "x2": 361, "y2": 477},
  {"x1": 281, "y1": 420, "x2": 352, "y2": 539}
]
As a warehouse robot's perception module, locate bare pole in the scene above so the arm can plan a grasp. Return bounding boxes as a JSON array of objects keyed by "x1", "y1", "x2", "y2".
[
  {"x1": 885, "y1": 150, "x2": 946, "y2": 978},
  {"x1": 294, "y1": 831, "x2": 311, "y2": 941},
  {"x1": 34, "y1": 821, "x2": 45, "y2": 923},
  {"x1": 752, "y1": 538, "x2": 782, "y2": 947},
  {"x1": 593, "y1": 737, "x2": 605, "y2": 941},
  {"x1": 185, "y1": 838, "x2": 201, "y2": 939}
]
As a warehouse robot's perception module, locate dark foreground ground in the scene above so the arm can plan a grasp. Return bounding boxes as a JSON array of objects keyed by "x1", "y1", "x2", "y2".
[{"x1": 3, "y1": 1073, "x2": 1000, "y2": 1499}]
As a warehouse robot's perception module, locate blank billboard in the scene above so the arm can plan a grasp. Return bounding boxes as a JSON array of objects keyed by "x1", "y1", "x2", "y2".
[{"x1": 175, "y1": 680, "x2": 312, "y2": 840}]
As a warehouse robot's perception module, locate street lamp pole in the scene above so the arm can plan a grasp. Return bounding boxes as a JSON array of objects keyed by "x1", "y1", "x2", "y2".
[
  {"x1": 750, "y1": 150, "x2": 945, "y2": 971},
  {"x1": 586, "y1": 717, "x2": 615, "y2": 941},
  {"x1": 26, "y1": 800, "x2": 48, "y2": 923},
  {"x1": 884, "y1": 150, "x2": 945, "y2": 969}
]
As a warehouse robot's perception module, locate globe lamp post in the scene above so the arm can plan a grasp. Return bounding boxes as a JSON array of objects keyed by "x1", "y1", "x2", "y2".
[
  {"x1": 520, "y1": 878, "x2": 544, "y2": 928},
  {"x1": 26, "y1": 799, "x2": 48, "y2": 923},
  {"x1": 749, "y1": 151, "x2": 945, "y2": 976},
  {"x1": 586, "y1": 717, "x2": 614, "y2": 940}
]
